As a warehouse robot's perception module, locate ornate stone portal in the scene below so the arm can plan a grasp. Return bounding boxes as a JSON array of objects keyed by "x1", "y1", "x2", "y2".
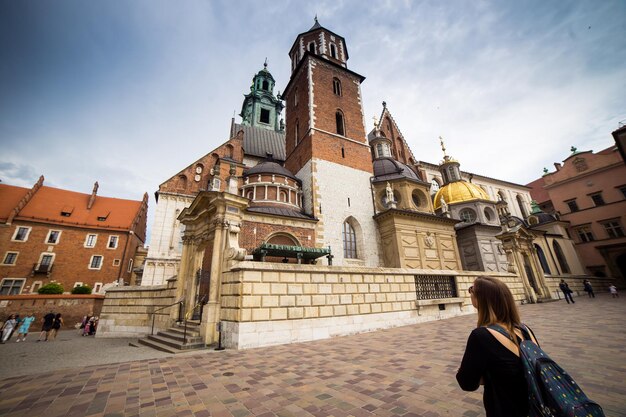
[{"x1": 175, "y1": 191, "x2": 249, "y2": 345}]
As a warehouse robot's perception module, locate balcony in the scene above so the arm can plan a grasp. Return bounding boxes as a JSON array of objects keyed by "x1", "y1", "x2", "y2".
[{"x1": 32, "y1": 263, "x2": 54, "y2": 277}]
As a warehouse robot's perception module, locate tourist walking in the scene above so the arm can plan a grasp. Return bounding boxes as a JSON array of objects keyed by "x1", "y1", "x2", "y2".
[
  {"x1": 38, "y1": 311, "x2": 56, "y2": 341},
  {"x1": 456, "y1": 276, "x2": 539, "y2": 417},
  {"x1": 559, "y1": 279, "x2": 575, "y2": 304},
  {"x1": 609, "y1": 284, "x2": 619, "y2": 298},
  {"x1": 49, "y1": 313, "x2": 64, "y2": 341},
  {"x1": 1, "y1": 314, "x2": 18, "y2": 344},
  {"x1": 15, "y1": 312, "x2": 36, "y2": 342},
  {"x1": 583, "y1": 280, "x2": 595, "y2": 298}
]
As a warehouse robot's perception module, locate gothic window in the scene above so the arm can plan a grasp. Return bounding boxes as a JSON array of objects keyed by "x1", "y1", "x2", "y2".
[
  {"x1": 343, "y1": 221, "x2": 357, "y2": 259},
  {"x1": 262, "y1": 80, "x2": 269, "y2": 91},
  {"x1": 294, "y1": 88, "x2": 298, "y2": 106},
  {"x1": 308, "y1": 42, "x2": 316, "y2": 53},
  {"x1": 295, "y1": 120, "x2": 299, "y2": 146},
  {"x1": 552, "y1": 241, "x2": 570, "y2": 274},
  {"x1": 534, "y1": 244, "x2": 551, "y2": 274},
  {"x1": 333, "y1": 78, "x2": 342, "y2": 96},
  {"x1": 459, "y1": 208, "x2": 476, "y2": 223},
  {"x1": 177, "y1": 175, "x2": 187, "y2": 190},
  {"x1": 516, "y1": 195, "x2": 528, "y2": 217},
  {"x1": 226, "y1": 144, "x2": 234, "y2": 159},
  {"x1": 260, "y1": 108, "x2": 270, "y2": 124},
  {"x1": 335, "y1": 110, "x2": 345, "y2": 136},
  {"x1": 330, "y1": 43, "x2": 337, "y2": 59}
]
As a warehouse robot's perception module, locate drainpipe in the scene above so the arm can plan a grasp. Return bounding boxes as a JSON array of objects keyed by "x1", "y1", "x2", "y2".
[{"x1": 117, "y1": 231, "x2": 134, "y2": 285}]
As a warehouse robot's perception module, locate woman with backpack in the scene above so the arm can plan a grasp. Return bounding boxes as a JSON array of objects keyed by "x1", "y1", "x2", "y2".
[{"x1": 456, "y1": 276, "x2": 538, "y2": 417}]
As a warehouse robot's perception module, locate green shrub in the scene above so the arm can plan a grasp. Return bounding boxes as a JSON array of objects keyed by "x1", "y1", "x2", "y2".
[
  {"x1": 38, "y1": 283, "x2": 64, "y2": 294},
  {"x1": 71, "y1": 285, "x2": 92, "y2": 294}
]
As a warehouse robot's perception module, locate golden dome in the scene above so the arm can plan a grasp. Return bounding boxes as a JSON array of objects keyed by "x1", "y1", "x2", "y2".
[{"x1": 433, "y1": 181, "x2": 492, "y2": 210}]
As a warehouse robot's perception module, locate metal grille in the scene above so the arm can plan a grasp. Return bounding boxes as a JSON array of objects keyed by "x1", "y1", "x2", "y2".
[{"x1": 414, "y1": 275, "x2": 457, "y2": 300}]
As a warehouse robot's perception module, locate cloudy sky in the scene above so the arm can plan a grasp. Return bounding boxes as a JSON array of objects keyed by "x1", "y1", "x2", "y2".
[{"x1": 1, "y1": 0, "x2": 625, "y2": 240}]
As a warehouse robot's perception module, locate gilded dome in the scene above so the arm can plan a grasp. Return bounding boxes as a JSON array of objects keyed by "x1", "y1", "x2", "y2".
[{"x1": 433, "y1": 181, "x2": 492, "y2": 210}]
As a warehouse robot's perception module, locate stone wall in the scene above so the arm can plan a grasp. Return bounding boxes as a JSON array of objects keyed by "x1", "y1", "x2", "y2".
[
  {"x1": 219, "y1": 262, "x2": 520, "y2": 349},
  {"x1": 96, "y1": 280, "x2": 176, "y2": 338},
  {"x1": 0, "y1": 294, "x2": 104, "y2": 329}
]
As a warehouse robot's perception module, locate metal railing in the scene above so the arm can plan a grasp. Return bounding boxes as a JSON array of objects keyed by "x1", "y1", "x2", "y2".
[{"x1": 151, "y1": 299, "x2": 184, "y2": 337}]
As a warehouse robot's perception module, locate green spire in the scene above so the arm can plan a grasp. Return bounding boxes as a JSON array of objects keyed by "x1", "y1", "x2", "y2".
[
  {"x1": 530, "y1": 200, "x2": 542, "y2": 214},
  {"x1": 239, "y1": 63, "x2": 284, "y2": 131}
]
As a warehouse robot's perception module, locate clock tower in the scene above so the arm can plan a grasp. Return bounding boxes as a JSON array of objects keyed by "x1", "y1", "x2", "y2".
[{"x1": 282, "y1": 19, "x2": 379, "y2": 266}]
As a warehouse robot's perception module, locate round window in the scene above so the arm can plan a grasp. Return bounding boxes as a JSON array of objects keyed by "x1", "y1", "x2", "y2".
[{"x1": 459, "y1": 208, "x2": 476, "y2": 223}]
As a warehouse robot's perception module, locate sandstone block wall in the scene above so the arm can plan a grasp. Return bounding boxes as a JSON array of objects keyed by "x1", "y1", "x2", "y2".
[
  {"x1": 97, "y1": 283, "x2": 176, "y2": 338},
  {"x1": 219, "y1": 262, "x2": 520, "y2": 349}
]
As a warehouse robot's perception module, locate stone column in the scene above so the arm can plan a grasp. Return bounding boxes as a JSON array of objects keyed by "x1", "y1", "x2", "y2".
[{"x1": 172, "y1": 235, "x2": 196, "y2": 322}]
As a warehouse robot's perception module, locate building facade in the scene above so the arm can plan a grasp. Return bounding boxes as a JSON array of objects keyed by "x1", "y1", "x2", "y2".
[
  {"x1": 528, "y1": 144, "x2": 626, "y2": 279},
  {"x1": 0, "y1": 176, "x2": 148, "y2": 294}
]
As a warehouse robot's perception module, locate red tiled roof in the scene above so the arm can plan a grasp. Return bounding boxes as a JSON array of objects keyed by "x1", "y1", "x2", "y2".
[
  {"x1": 0, "y1": 184, "x2": 29, "y2": 222},
  {"x1": 0, "y1": 183, "x2": 143, "y2": 230},
  {"x1": 525, "y1": 177, "x2": 550, "y2": 204}
]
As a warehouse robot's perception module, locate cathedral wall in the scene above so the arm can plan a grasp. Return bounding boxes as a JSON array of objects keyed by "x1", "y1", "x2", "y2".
[
  {"x1": 239, "y1": 216, "x2": 316, "y2": 254},
  {"x1": 142, "y1": 193, "x2": 193, "y2": 286},
  {"x1": 310, "y1": 159, "x2": 379, "y2": 266},
  {"x1": 218, "y1": 262, "x2": 523, "y2": 349}
]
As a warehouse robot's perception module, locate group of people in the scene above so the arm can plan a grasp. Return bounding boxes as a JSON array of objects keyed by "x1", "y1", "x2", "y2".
[
  {"x1": 79, "y1": 313, "x2": 99, "y2": 336},
  {"x1": 559, "y1": 279, "x2": 619, "y2": 303},
  {"x1": 0, "y1": 311, "x2": 63, "y2": 343}
]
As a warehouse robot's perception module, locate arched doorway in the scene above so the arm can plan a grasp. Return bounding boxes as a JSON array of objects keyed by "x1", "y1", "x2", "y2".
[{"x1": 523, "y1": 254, "x2": 539, "y2": 295}]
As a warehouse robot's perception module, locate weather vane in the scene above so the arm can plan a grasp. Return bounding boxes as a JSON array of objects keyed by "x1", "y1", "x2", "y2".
[{"x1": 439, "y1": 136, "x2": 447, "y2": 157}]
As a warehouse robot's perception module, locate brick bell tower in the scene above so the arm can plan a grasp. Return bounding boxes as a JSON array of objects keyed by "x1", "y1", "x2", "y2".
[{"x1": 282, "y1": 18, "x2": 380, "y2": 266}]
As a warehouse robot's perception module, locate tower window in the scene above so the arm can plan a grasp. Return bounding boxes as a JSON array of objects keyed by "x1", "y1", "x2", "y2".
[
  {"x1": 260, "y1": 108, "x2": 270, "y2": 124},
  {"x1": 459, "y1": 208, "x2": 477, "y2": 223},
  {"x1": 333, "y1": 78, "x2": 342, "y2": 96},
  {"x1": 330, "y1": 43, "x2": 337, "y2": 59},
  {"x1": 262, "y1": 80, "x2": 269, "y2": 91},
  {"x1": 335, "y1": 111, "x2": 345, "y2": 136},
  {"x1": 308, "y1": 42, "x2": 316, "y2": 53},
  {"x1": 295, "y1": 120, "x2": 299, "y2": 146}
]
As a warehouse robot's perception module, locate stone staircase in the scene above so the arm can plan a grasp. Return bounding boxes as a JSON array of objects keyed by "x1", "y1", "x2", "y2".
[{"x1": 132, "y1": 321, "x2": 207, "y2": 354}]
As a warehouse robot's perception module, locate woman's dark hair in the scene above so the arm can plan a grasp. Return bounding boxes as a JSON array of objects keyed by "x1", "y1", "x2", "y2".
[
  {"x1": 55, "y1": 313, "x2": 62, "y2": 319},
  {"x1": 473, "y1": 276, "x2": 521, "y2": 337}
]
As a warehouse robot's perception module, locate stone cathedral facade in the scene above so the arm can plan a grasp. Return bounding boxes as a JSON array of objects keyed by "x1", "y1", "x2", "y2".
[{"x1": 102, "y1": 20, "x2": 598, "y2": 348}]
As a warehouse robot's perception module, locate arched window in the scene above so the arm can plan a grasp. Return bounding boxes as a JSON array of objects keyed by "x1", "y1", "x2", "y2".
[
  {"x1": 430, "y1": 179, "x2": 440, "y2": 195},
  {"x1": 226, "y1": 144, "x2": 234, "y2": 159},
  {"x1": 335, "y1": 110, "x2": 345, "y2": 136},
  {"x1": 177, "y1": 175, "x2": 187, "y2": 190},
  {"x1": 343, "y1": 221, "x2": 357, "y2": 259},
  {"x1": 552, "y1": 241, "x2": 570, "y2": 274},
  {"x1": 497, "y1": 191, "x2": 507, "y2": 202},
  {"x1": 330, "y1": 43, "x2": 337, "y2": 58},
  {"x1": 333, "y1": 78, "x2": 342, "y2": 96},
  {"x1": 294, "y1": 88, "x2": 298, "y2": 106},
  {"x1": 308, "y1": 42, "x2": 316, "y2": 53},
  {"x1": 534, "y1": 244, "x2": 551, "y2": 274},
  {"x1": 376, "y1": 143, "x2": 383, "y2": 158},
  {"x1": 459, "y1": 208, "x2": 476, "y2": 223},
  {"x1": 516, "y1": 195, "x2": 528, "y2": 217}
]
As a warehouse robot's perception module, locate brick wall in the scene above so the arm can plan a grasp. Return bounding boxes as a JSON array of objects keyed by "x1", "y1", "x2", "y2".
[{"x1": 0, "y1": 294, "x2": 104, "y2": 330}]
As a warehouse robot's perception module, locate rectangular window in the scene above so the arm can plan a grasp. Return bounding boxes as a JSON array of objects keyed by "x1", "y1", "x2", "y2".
[
  {"x1": 619, "y1": 185, "x2": 626, "y2": 199},
  {"x1": 36, "y1": 254, "x2": 54, "y2": 273},
  {"x1": 12, "y1": 226, "x2": 31, "y2": 242},
  {"x1": 565, "y1": 199, "x2": 579, "y2": 213},
  {"x1": 85, "y1": 234, "x2": 98, "y2": 248},
  {"x1": 260, "y1": 108, "x2": 270, "y2": 124},
  {"x1": 574, "y1": 225, "x2": 594, "y2": 243},
  {"x1": 590, "y1": 193, "x2": 605, "y2": 206},
  {"x1": 602, "y1": 220, "x2": 625, "y2": 239},
  {"x1": 47, "y1": 230, "x2": 61, "y2": 244},
  {"x1": 89, "y1": 255, "x2": 103, "y2": 270},
  {"x1": 0, "y1": 278, "x2": 25, "y2": 295},
  {"x1": 107, "y1": 235, "x2": 119, "y2": 249},
  {"x1": 2, "y1": 252, "x2": 18, "y2": 265},
  {"x1": 112, "y1": 259, "x2": 121, "y2": 266}
]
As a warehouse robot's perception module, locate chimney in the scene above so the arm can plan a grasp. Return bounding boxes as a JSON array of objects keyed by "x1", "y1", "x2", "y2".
[
  {"x1": 554, "y1": 163, "x2": 562, "y2": 171},
  {"x1": 87, "y1": 181, "x2": 99, "y2": 209}
]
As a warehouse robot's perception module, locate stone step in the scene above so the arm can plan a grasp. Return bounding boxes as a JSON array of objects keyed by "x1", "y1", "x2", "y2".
[
  {"x1": 156, "y1": 330, "x2": 202, "y2": 344},
  {"x1": 136, "y1": 337, "x2": 184, "y2": 354},
  {"x1": 146, "y1": 334, "x2": 204, "y2": 350},
  {"x1": 166, "y1": 326, "x2": 201, "y2": 337}
]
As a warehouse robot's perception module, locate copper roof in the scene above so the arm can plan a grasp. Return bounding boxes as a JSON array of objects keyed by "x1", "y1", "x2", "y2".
[{"x1": 234, "y1": 123, "x2": 286, "y2": 161}]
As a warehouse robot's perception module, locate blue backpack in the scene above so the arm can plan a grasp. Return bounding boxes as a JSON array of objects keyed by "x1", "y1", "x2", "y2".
[{"x1": 489, "y1": 324, "x2": 605, "y2": 417}]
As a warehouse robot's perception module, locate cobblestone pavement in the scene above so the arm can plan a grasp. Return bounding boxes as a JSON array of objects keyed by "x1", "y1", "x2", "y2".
[{"x1": 0, "y1": 293, "x2": 624, "y2": 417}]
